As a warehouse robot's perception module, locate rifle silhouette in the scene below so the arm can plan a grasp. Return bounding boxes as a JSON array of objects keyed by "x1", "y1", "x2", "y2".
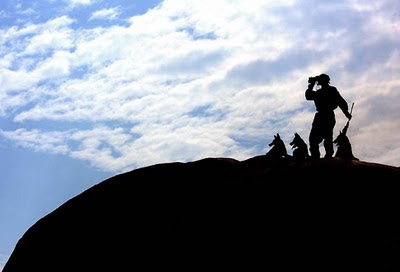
[{"x1": 342, "y1": 102, "x2": 354, "y2": 135}]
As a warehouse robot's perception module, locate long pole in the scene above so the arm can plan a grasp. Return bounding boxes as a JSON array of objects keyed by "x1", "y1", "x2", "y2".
[
  {"x1": 343, "y1": 102, "x2": 354, "y2": 135},
  {"x1": 349, "y1": 102, "x2": 354, "y2": 116}
]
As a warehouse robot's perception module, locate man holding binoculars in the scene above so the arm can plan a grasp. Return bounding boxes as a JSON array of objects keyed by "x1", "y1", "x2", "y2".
[{"x1": 305, "y1": 73, "x2": 352, "y2": 159}]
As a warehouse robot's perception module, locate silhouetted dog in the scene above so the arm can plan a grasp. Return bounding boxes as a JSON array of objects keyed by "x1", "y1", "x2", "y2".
[
  {"x1": 333, "y1": 131, "x2": 358, "y2": 160},
  {"x1": 289, "y1": 133, "x2": 309, "y2": 161},
  {"x1": 266, "y1": 133, "x2": 288, "y2": 158}
]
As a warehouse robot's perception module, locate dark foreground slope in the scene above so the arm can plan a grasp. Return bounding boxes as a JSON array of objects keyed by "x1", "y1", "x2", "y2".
[{"x1": 4, "y1": 156, "x2": 400, "y2": 271}]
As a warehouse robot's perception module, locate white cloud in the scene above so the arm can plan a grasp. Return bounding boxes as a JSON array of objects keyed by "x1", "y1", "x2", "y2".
[
  {"x1": 0, "y1": 16, "x2": 76, "y2": 117},
  {"x1": 66, "y1": 0, "x2": 97, "y2": 8},
  {"x1": 352, "y1": 121, "x2": 400, "y2": 166},
  {"x1": 22, "y1": 16, "x2": 75, "y2": 56},
  {"x1": 33, "y1": 51, "x2": 72, "y2": 79},
  {"x1": 89, "y1": 7, "x2": 121, "y2": 21},
  {"x1": 23, "y1": 29, "x2": 74, "y2": 56},
  {"x1": 0, "y1": 129, "x2": 69, "y2": 155},
  {"x1": 1, "y1": 0, "x2": 400, "y2": 171}
]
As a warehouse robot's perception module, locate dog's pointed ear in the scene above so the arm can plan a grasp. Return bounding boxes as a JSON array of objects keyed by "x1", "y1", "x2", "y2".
[
  {"x1": 295, "y1": 132, "x2": 299, "y2": 137},
  {"x1": 277, "y1": 133, "x2": 280, "y2": 139}
]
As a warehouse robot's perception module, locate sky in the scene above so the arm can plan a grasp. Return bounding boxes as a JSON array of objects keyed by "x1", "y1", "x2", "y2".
[{"x1": 1, "y1": 0, "x2": 400, "y2": 269}]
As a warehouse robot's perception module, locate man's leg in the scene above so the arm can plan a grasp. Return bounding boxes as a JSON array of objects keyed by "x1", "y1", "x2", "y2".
[
  {"x1": 309, "y1": 124, "x2": 322, "y2": 159},
  {"x1": 309, "y1": 136, "x2": 321, "y2": 158},
  {"x1": 323, "y1": 116, "x2": 336, "y2": 158},
  {"x1": 324, "y1": 135, "x2": 334, "y2": 158}
]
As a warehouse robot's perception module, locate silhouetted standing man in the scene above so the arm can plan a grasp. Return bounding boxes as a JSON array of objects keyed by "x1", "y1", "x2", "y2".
[{"x1": 306, "y1": 74, "x2": 352, "y2": 158}]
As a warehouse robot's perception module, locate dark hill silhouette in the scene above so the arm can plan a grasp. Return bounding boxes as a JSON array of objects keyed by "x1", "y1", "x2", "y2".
[{"x1": 4, "y1": 156, "x2": 400, "y2": 271}]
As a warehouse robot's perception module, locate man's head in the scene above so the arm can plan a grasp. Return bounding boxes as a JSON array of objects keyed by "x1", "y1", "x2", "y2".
[{"x1": 317, "y1": 73, "x2": 330, "y2": 85}]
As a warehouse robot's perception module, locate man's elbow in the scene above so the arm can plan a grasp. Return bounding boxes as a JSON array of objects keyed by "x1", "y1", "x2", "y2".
[{"x1": 305, "y1": 90, "x2": 315, "y2": 100}]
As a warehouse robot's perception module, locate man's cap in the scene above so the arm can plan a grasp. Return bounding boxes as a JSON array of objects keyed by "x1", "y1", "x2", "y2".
[{"x1": 318, "y1": 73, "x2": 330, "y2": 84}]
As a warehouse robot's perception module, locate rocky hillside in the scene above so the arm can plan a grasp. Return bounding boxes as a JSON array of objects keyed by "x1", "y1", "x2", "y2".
[{"x1": 4, "y1": 156, "x2": 400, "y2": 271}]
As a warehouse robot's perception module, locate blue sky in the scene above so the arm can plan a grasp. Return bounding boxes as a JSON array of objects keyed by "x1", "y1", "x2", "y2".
[{"x1": 1, "y1": 0, "x2": 400, "y2": 268}]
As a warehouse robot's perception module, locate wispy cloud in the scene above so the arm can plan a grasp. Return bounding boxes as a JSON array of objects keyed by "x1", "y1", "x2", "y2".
[
  {"x1": 0, "y1": 129, "x2": 70, "y2": 155},
  {"x1": 0, "y1": 10, "x2": 7, "y2": 18},
  {"x1": 1, "y1": 0, "x2": 400, "y2": 171},
  {"x1": 89, "y1": 7, "x2": 121, "y2": 21},
  {"x1": 66, "y1": 0, "x2": 97, "y2": 8},
  {"x1": 16, "y1": 3, "x2": 36, "y2": 16}
]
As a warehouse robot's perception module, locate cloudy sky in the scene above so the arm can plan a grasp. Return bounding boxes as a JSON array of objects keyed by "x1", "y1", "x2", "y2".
[{"x1": 1, "y1": 0, "x2": 399, "y2": 268}]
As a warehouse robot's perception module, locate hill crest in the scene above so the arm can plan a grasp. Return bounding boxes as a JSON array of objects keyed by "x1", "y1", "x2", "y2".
[{"x1": 4, "y1": 156, "x2": 400, "y2": 271}]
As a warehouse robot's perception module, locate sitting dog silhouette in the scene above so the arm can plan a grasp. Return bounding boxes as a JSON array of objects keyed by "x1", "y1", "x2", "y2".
[
  {"x1": 333, "y1": 130, "x2": 358, "y2": 160},
  {"x1": 289, "y1": 133, "x2": 309, "y2": 161},
  {"x1": 266, "y1": 133, "x2": 288, "y2": 158}
]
